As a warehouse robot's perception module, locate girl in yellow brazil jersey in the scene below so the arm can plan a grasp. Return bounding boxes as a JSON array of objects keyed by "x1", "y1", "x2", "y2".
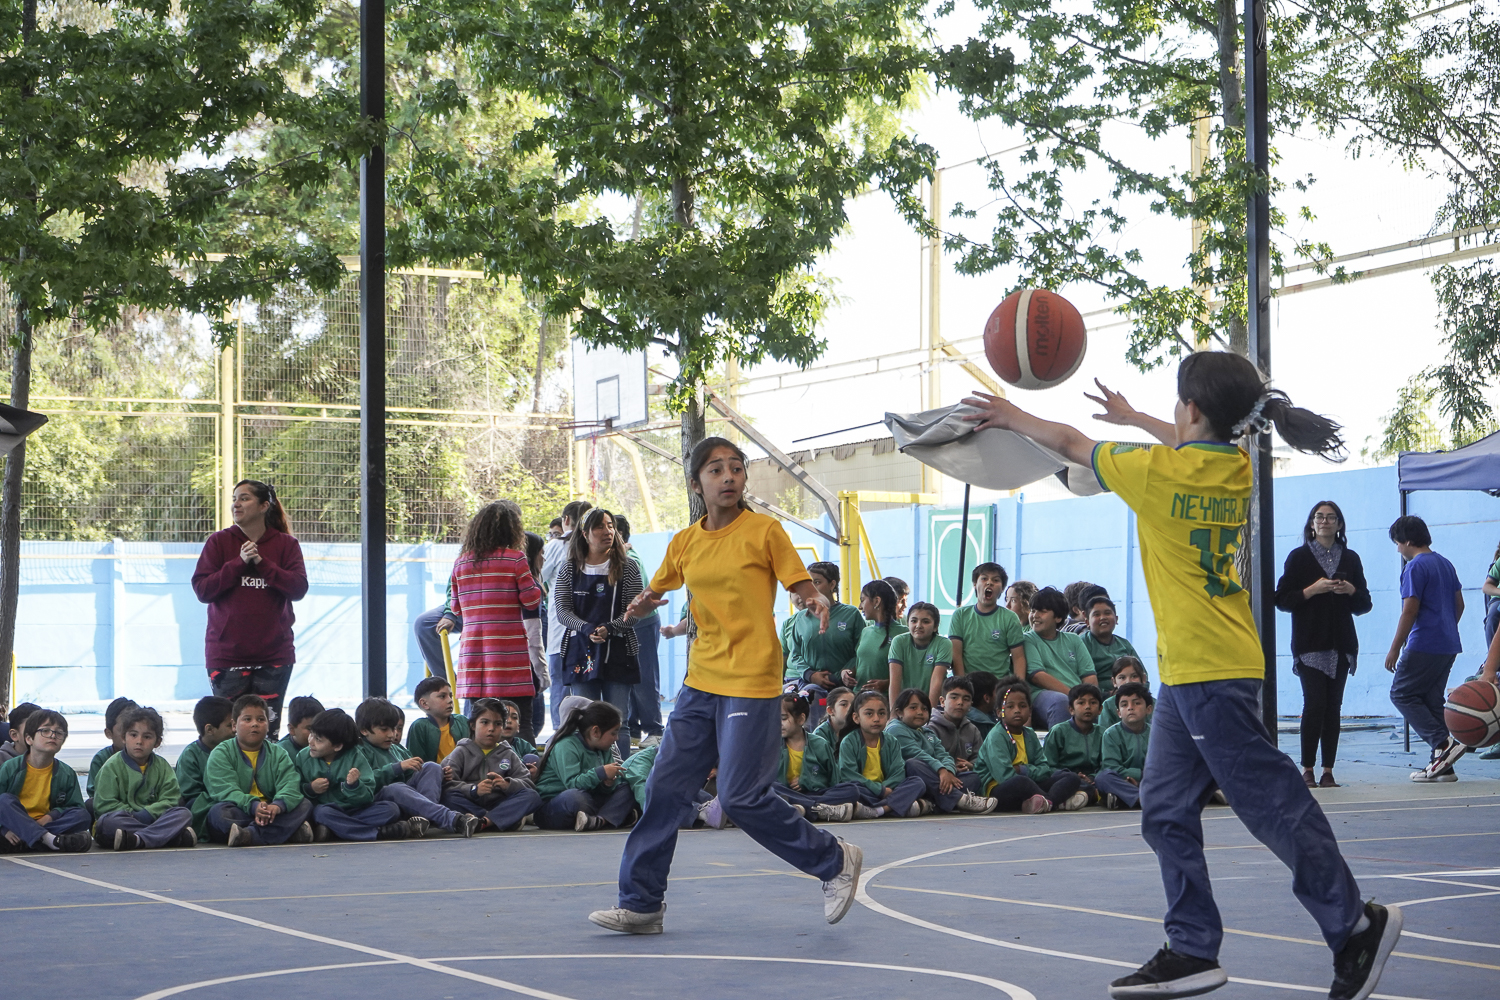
[
  {"x1": 962, "y1": 352, "x2": 1400, "y2": 1000},
  {"x1": 587, "y1": 438, "x2": 864, "y2": 935}
]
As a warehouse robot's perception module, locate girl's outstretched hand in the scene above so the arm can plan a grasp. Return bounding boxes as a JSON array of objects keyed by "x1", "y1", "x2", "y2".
[
  {"x1": 960, "y1": 391, "x2": 1022, "y2": 431},
  {"x1": 625, "y1": 588, "x2": 668, "y2": 622},
  {"x1": 1084, "y1": 379, "x2": 1140, "y2": 425}
]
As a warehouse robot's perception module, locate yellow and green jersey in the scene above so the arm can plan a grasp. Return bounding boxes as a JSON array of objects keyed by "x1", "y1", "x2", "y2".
[{"x1": 1092, "y1": 441, "x2": 1262, "y2": 686}]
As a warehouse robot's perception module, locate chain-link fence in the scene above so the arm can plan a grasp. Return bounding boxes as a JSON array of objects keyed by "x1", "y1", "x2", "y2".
[{"x1": 1, "y1": 271, "x2": 573, "y2": 542}]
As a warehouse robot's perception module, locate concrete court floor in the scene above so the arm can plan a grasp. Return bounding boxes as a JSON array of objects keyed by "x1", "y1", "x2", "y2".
[{"x1": 3, "y1": 775, "x2": 1497, "y2": 1000}]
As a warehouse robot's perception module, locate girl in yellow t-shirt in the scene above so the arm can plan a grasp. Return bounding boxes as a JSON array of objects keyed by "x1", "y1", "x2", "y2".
[
  {"x1": 962, "y1": 351, "x2": 1398, "y2": 1000},
  {"x1": 589, "y1": 437, "x2": 862, "y2": 936}
]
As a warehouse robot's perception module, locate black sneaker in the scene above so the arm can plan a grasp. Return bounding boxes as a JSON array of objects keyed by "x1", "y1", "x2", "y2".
[
  {"x1": 1330, "y1": 902, "x2": 1402, "y2": 1000},
  {"x1": 113, "y1": 828, "x2": 140, "y2": 851},
  {"x1": 54, "y1": 832, "x2": 93, "y2": 853},
  {"x1": 1109, "y1": 944, "x2": 1228, "y2": 998},
  {"x1": 171, "y1": 828, "x2": 198, "y2": 848},
  {"x1": 454, "y1": 812, "x2": 481, "y2": 838},
  {"x1": 376, "y1": 820, "x2": 410, "y2": 840}
]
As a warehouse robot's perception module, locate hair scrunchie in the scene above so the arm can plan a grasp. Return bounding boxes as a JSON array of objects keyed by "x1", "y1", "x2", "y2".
[{"x1": 1231, "y1": 395, "x2": 1274, "y2": 438}]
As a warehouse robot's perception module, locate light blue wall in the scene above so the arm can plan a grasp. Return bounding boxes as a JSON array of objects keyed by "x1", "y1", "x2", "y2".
[{"x1": 15, "y1": 464, "x2": 1500, "y2": 716}]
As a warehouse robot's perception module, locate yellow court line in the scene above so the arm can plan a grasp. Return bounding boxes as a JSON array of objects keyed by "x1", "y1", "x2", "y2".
[
  {"x1": 876, "y1": 885, "x2": 1500, "y2": 972},
  {"x1": 0, "y1": 869, "x2": 785, "y2": 914}
]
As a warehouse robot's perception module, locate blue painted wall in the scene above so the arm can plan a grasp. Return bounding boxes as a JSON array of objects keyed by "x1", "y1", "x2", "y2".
[{"x1": 15, "y1": 464, "x2": 1500, "y2": 716}]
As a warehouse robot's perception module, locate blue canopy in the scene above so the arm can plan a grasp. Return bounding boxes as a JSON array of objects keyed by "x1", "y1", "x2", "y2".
[{"x1": 1397, "y1": 430, "x2": 1500, "y2": 494}]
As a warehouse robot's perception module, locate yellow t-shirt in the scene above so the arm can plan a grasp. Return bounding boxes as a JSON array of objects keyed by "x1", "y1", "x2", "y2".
[
  {"x1": 1010, "y1": 730, "x2": 1028, "y2": 766},
  {"x1": 862, "y1": 745, "x2": 883, "y2": 782},
  {"x1": 787, "y1": 748, "x2": 804, "y2": 784},
  {"x1": 1092, "y1": 441, "x2": 1262, "y2": 685},
  {"x1": 438, "y1": 723, "x2": 456, "y2": 761},
  {"x1": 244, "y1": 748, "x2": 262, "y2": 799},
  {"x1": 19, "y1": 763, "x2": 52, "y2": 819},
  {"x1": 650, "y1": 509, "x2": 812, "y2": 698}
]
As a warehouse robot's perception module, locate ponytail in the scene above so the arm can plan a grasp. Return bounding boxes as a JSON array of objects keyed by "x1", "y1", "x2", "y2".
[
  {"x1": 861, "y1": 579, "x2": 899, "y2": 642},
  {"x1": 535, "y1": 700, "x2": 622, "y2": 777},
  {"x1": 1177, "y1": 352, "x2": 1345, "y2": 460},
  {"x1": 235, "y1": 479, "x2": 292, "y2": 534}
]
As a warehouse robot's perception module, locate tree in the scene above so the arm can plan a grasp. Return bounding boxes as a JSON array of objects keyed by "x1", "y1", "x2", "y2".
[
  {"x1": 398, "y1": 0, "x2": 941, "y2": 513},
  {"x1": 0, "y1": 0, "x2": 360, "y2": 708}
]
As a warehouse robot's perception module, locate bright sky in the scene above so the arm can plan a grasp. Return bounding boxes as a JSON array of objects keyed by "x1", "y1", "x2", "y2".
[{"x1": 707, "y1": 2, "x2": 1477, "y2": 501}]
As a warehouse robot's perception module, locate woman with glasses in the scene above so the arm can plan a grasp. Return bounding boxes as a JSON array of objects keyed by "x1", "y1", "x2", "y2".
[{"x1": 1275, "y1": 501, "x2": 1372, "y2": 787}]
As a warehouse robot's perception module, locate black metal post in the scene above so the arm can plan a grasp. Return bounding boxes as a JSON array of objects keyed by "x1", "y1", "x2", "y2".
[
  {"x1": 954, "y1": 484, "x2": 972, "y2": 610},
  {"x1": 1245, "y1": 0, "x2": 1276, "y2": 733},
  {"x1": 359, "y1": 0, "x2": 387, "y2": 697}
]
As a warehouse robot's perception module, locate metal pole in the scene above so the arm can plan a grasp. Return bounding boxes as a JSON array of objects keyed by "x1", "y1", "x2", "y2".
[
  {"x1": 1245, "y1": 0, "x2": 1276, "y2": 733},
  {"x1": 359, "y1": 0, "x2": 387, "y2": 698},
  {"x1": 954, "y1": 484, "x2": 971, "y2": 611}
]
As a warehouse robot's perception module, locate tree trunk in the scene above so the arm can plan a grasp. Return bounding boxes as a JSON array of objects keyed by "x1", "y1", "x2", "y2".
[
  {"x1": 670, "y1": 169, "x2": 705, "y2": 524},
  {"x1": 0, "y1": 300, "x2": 32, "y2": 713}
]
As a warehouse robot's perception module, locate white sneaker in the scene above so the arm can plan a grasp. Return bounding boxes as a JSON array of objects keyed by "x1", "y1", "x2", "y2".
[
  {"x1": 1411, "y1": 767, "x2": 1458, "y2": 782},
  {"x1": 1058, "y1": 790, "x2": 1089, "y2": 811},
  {"x1": 702, "y1": 797, "x2": 729, "y2": 829},
  {"x1": 852, "y1": 803, "x2": 882, "y2": 820},
  {"x1": 1021, "y1": 794, "x2": 1051, "y2": 814},
  {"x1": 956, "y1": 793, "x2": 997, "y2": 814},
  {"x1": 588, "y1": 905, "x2": 664, "y2": 934},
  {"x1": 813, "y1": 802, "x2": 854, "y2": 822},
  {"x1": 638, "y1": 734, "x2": 662, "y2": 748},
  {"x1": 1426, "y1": 737, "x2": 1468, "y2": 776},
  {"x1": 822, "y1": 840, "x2": 863, "y2": 924}
]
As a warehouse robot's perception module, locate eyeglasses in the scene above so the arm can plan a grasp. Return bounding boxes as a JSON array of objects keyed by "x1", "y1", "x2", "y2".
[
  {"x1": 34, "y1": 728, "x2": 66, "y2": 739},
  {"x1": 1312, "y1": 514, "x2": 1340, "y2": 523}
]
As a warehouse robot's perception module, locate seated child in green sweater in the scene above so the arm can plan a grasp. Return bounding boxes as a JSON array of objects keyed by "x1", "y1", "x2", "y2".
[
  {"x1": 1097, "y1": 682, "x2": 1153, "y2": 809},
  {"x1": 534, "y1": 700, "x2": 635, "y2": 831},
  {"x1": 1081, "y1": 595, "x2": 1140, "y2": 695},
  {"x1": 176, "y1": 696, "x2": 234, "y2": 839},
  {"x1": 278, "y1": 696, "x2": 325, "y2": 757},
  {"x1": 94, "y1": 707, "x2": 195, "y2": 850},
  {"x1": 836, "y1": 690, "x2": 926, "y2": 818},
  {"x1": 0, "y1": 709, "x2": 92, "y2": 852},
  {"x1": 773, "y1": 692, "x2": 858, "y2": 823},
  {"x1": 406, "y1": 676, "x2": 471, "y2": 764},
  {"x1": 1040, "y1": 683, "x2": 1105, "y2": 805},
  {"x1": 0, "y1": 701, "x2": 40, "y2": 764},
  {"x1": 623, "y1": 741, "x2": 725, "y2": 828},
  {"x1": 204, "y1": 695, "x2": 313, "y2": 847},
  {"x1": 887, "y1": 688, "x2": 997, "y2": 814},
  {"x1": 1098, "y1": 657, "x2": 1148, "y2": 730},
  {"x1": 441, "y1": 698, "x2": 542, "y2": 832},
  {"x1": 297, "y1": 708, "x2": 410, "y2": 841},
  {"x1": 86, "y1": 696, "x2": 138, "y2": 808},
  {"x1": 973, "y1": 684, "x2": 1087, "y2": 813},
  {"x1": 356, "y1": 697, "x2": 480, "y2": 838}
]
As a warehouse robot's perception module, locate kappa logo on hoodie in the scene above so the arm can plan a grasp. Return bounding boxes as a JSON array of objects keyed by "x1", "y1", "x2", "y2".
[{"x1": 242, "y1": 576, "x2": 268, "y2": 589}]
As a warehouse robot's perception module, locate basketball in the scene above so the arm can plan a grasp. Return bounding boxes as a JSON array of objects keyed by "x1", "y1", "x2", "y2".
[
  {"x1": 984, "y1": 288, "x2": 1088, "y2": 390},
  {"x1": 1444, "y1": 679, "x2": 1500, "y2": 748}
]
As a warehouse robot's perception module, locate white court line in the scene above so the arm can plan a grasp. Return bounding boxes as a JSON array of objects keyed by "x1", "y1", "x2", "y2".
[
  {"x1": 1403, "y1": 931, "x2": 1500, "y2": 951},
  {"x1": 854, "y1": 827, "x2": 1435, "y2": 1000},
  {"x1": 1381, "y1": 869, "x2": 1500, "y2": 878},
  {"x1": 7, "y1": 858, "x2": 579, "y2": 1000},
  {"x1": 1391, "y1": 889, "x2": 1500, "y2": 907},
  {"x1": 128, "y1": 954, "x2": 1037, "y2": 1000}
]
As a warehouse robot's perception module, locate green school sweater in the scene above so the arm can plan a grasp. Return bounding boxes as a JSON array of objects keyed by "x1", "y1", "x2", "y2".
[
  {"x1": 294, "y1": 745, "x2": 377, "y2": 810},
  {"x1": 948, "y1": 604, "x2": 1026, "y2": 677},
  {"x1": 966, "y1": 706, "x2": 999, "y2": 741},
  {"x1": 887, "y1": 632, "x2": 953, "y2": 696},
  {"x1": 974, "y1": 724, "x2": 1052, "y2": 791},
  {"x1": 1100, "y1": 721, "x2": 1151, "y2": 781},
  {"x1": 175, "y1": 738, "x2": 216, "y2": 834},
  {"x1": 1041, "y1": 720, "x2": 1104, "y2": 776},
  {"x1": 1081, "y1": 632, "x2": 1139, "y2": 694},
  {"x1": 788, "y1": 603, "x2": 865, "y2": 678},
  {"x1": 204, "y1": 738, "x2": 304, "y2": 812},
  {"x1": 508, "y1": 736, "x2": 537, "y2": 757},
  {"x1": 854, "y1": 620, "x2": 908, "y2": 687},
  {"x1": 884, "y1": 719, "x2": 955, "y2": 774},
  {"x1": 798, "y1": 731, "x2": 841, "y2": 793},
  {"x1": 1022, "y1": 629, "x2": 1094, "y2": 696},
  {"x1": 836, "y1": 732, "x2": 907, "y2": 795},
  {"x1": 405, "y1": 713, "x2": 472, "y2": 764},
  {"x1": 86, "y1": 745, "x2": 119, "y2": 798},
  {"x1": 781, "y1": 615, "x2": 802, "y2": 680},
  {"x1": 276, "y1": 734, "x2": 305, "y2": 757},
  {"x1": 93, "y1": 752, "x2": 179, "y2": 820},
  {"x1": 535, "y1": 733, "x2": 614, "y2": 799},
  {"x1": 623, "y1": 743, "x2": 659, "y2": 809},
  {"x1": 354, "y1": 737, "x2": 416, "y2": 790},
  {"x1": 0, "y1": 754, "x2": 84, "y2": 815}
]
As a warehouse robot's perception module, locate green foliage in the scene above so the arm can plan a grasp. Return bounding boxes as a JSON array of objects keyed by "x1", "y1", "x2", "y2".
[
  {"x1": 395, "y1": 0, "x2": 939, "y2": 407},
  {"x1": 1365, "y1": 374, "x2": 1495, "y2": 461}
]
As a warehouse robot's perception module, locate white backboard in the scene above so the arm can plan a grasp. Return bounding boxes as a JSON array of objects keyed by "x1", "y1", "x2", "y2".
[{"x1": 571, "y1": 340, "x2": 649, "y2": 439}]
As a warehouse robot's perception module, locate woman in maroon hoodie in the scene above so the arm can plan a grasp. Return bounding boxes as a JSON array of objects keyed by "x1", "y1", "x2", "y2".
[{"x1": 191, "y1": 480, "x2": 309, "y2": 737}]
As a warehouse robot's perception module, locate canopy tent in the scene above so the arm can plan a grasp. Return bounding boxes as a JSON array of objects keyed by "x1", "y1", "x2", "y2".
[
  {"x1": 0, "y1": 403, "x2": 46, "y2": 458},
  {"x1": 1397, "y1": 430, "x2": 1500, "y2": 495}
]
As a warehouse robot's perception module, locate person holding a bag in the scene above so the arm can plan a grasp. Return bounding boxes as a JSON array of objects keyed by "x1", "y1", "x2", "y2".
[{"x1": 554, "y1": 507, "x2": 642, "y2": 760}]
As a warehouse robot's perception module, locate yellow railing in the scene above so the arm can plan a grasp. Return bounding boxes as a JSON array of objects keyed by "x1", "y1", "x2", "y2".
[{"x1": 838, "y1": 491, "x2": 939, "y2": 604}]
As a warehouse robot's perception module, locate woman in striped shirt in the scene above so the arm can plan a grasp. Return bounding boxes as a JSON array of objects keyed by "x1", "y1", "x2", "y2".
[{"x1": 446, "y1": 501, "x2": 543, "y2": 740}]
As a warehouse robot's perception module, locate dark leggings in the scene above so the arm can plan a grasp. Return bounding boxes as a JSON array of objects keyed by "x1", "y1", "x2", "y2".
[
  {"x1": 990, "y1": 770, "x2": 1082, "y2": 811},
  {"x1": 1298, "y1": 663, "x2": 1349, "y2": 769}
]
